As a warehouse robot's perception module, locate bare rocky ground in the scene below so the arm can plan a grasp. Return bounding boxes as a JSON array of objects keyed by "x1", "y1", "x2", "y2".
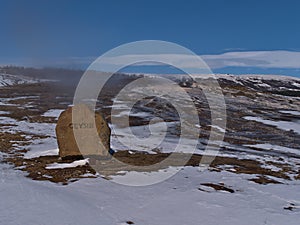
[{"x1": 1, "y1": 74, "x2": 300, "y2": 187}]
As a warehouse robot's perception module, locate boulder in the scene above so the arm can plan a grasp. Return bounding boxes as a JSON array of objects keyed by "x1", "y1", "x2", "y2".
[{"x1": 56, "y1": 104, "x2": 111, "y2": 158}]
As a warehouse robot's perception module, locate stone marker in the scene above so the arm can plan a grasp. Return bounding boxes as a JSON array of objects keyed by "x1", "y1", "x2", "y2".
[{"x1": 56, "y1": 104, "x2": 111, "y2": 158}]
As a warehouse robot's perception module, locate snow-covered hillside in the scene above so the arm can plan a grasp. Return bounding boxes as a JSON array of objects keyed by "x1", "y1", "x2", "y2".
[{"x1": 0, "y1": 73, "x2": 37, "y2": 87}]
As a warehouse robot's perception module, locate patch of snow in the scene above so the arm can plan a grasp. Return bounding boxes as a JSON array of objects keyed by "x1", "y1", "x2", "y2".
[
  {"x1": 244, "y1": 143, "x2": 300, "y2": 156},
  {"x1": 237, "y1": 74, "x2": 300, "y2": 81},
  {"x1": 0, "y1": 73, "x2": 38, "y2": 87},
  {"x1": 0, "y1": 116, "x2": 18, "y2": 124},
  {"x1": 24, "y1": 143, "x2": 59, "y2": 159},
  {"x1": 279, "y1": 87, "x2": 300, "y2": 91},
  {"x1": 0, "y1": 117, "x2": 56, "y2": 136},
  {"x1": 42, "y1": 109, "x2": 64, "y2": 119},
  {"x1": 0, "y1": 114, "x2": 57, "y2": 159},
  {"x1": 80, "y1": 173, "x2": 97, "y2": 178},
  {"x1": 0, "y1": 111, "x2": 9, "y2": 115},
  {"x1": 244, "y1": 116, "x2": 300, "y2": 134},
  {"x1": 0, "y1": 96, "x2": 39, "y2": 107},
  {"x1": 209, "y1": 125, "x2": 226, "y2": 133},
  {"x1": 111, "y1": 167, "x2": 182, "y2": 186},
  {"x1": 46, "y1": 159, "x2": 89, "y2": 169},
  {"x1": 292, "y1": 82, "x2": 300, "y2": 88},
  {"x1": 111, "y1": 121, "x2": 200, "y2": 154},
  {"x1": 260, "y1": 164, "x2": 282, "y2": 172},
  {"x1": 112, "y1": 110, "x2": 150, "y2": 118},
  {"x1": 257, "y1": 82, "x2": 271, "y2": 88},
  {"x1": 280, "y1": 110, "x2": 300, "y2": 116},
  {"x1": 0, "y1": 101, "x2": 16, "y2": 106}
]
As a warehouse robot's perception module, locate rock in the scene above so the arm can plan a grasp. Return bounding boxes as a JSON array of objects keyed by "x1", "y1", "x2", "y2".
[{"x1": 56, "y1": 104, "x2": 111, "y2": 159}]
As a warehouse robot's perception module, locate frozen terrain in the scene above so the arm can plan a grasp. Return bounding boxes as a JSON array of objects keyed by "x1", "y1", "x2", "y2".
[
  {"x1": 0, "y1": 73, "x2": 37, "y2": 87},
  {"x1": 1, "y1": 162, "x2": 300, "y2": 225},
  {"x1": 0, "y1": 73, "x2": 300, "y2": 225}
]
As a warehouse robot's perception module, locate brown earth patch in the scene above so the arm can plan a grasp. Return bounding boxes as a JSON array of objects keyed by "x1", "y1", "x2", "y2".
[
  {"x1": 199, "y1": 183, "x2": 235, "y2": 193},
  {"x1": 2, "y1": 150, "x2": 295, "y2": 185},
  {"x1": 249, "y1": 176, "x2": 283, "y2": 185}
]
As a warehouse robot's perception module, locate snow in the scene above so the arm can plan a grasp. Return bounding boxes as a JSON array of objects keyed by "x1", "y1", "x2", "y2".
[
  {"x1": 1, "y1": 162, "x2": 300, "y2": 225},
  {"x1": 7, "y1": 120, "x2": 56, "y2": 136},
  {"x1": 279, "y1": 87, "x2": 300, "y2": 91},
  {"x1": 46, "y1": 159, "x2": 89, "y2": 169},
  {"x1": 111, "y1": 121, "x2": 201, "y2": 154},
  {"x1": 1, "y1": 73, "x2": 300, "y2": 224},
  {"x1": 111, "y1": 167, "x2": 182, "y2": 186},
  {"x1": 260, "y1": 163, "x2": 283, "y2": 172},
  {"x1": 0, "y1": 96, "x2": 39, "y2": 108},
  {"x1": 0, "y1": 115, "x2": 58, "y2": 159},
  {"x1": 0, "y1": 92, "x2": 60, "y2": 160},
  {"x1": 0, "y1": 110, "x2": 9, "y2": 114},
  {"x1": 0, "y1": 73, "x2": 37, "y2": 87},
  {"x1": 292, "y1": 82, "x2": 300, "y2": 88},
  {"x1": 42, "y1": 109, "x2": 64, "y2": 119},
  {"x1": 257, "y1": 82, "x2": 271, "y2": 88},
  {"x1": 244, "y1": 116, "x2": 300, "y2": 134},
  {"x1": 24, "y1": 145, "x2": 59, "y2": 159},
  {"x1": 237, "y1": 74, "x2": 300, "y2": 81},
  {"x1": 111, "y1": 110, "x2": 150, "y2": 118},
  {"x1": 0, "y1": 100, "x2": 16, "y2": 106},
  {"x1": 192, "y1": 73, "x2": 300, "y2": 85},
  {"x1": 209, "y1": 125, "x2": 226, "y2": 133},
  {"x1": 280, "y1": 110, "x2": 300, "y2": 116},
  {"x1": 244, "y1": 143, "x2": 300, "y2": 156},
  {"x1": 80, "y1": 173, "x2": 97, "y2": 178}
]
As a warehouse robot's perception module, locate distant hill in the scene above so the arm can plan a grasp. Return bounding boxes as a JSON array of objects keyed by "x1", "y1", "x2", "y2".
[
  {"x1": 0, "y1": 66, "x2": 84, "y2": 85},
  {"x1": 0, "y1": 73, "x2": 38, "y2": 87}
]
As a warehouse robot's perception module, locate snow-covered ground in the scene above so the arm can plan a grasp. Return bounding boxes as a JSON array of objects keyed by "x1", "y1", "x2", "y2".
[
  {"x1": 1, "y1": 99, "x2": 299, "y2": 224},
  {"x1": 46, "y1": 158, "x2": 89, "y2": 169},
  {"x1": 0, "y1": 73, "x2": 37, "y2": 87},
  {"x1": 42, "y1": 109, "x2": 64, "y2": 119},
  {"x1": 1, "y1": 161, "x2": 300, "y2": 225},
  {"x1": 244, "y1": 143, "x2": 300, "y2": 156},
  {"x1": 1, "y1": 74, "x2": 300, "y2": 224},
  {"x1": 279, "y1": 110, "x2": 300, "y2": 116},
  {"x1": 244, "y1": 116, "x2": 300, "y2": 135}
]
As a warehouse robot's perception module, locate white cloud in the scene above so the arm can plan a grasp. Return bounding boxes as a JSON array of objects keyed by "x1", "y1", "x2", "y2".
[
  {"x1": 2, "y1": 50, "x2": 300, "y2": 71},
  {"x1": 89, "y1": 50, "x2": 300, "y2": 70},
  {"x1": 203, "y1": 50, "x2": 300, "y2": 69}
]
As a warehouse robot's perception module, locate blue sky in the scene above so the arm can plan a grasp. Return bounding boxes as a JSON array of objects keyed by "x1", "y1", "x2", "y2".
[{"x1": 1, "y1": 0, "x2": 300, "y2": 76}]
